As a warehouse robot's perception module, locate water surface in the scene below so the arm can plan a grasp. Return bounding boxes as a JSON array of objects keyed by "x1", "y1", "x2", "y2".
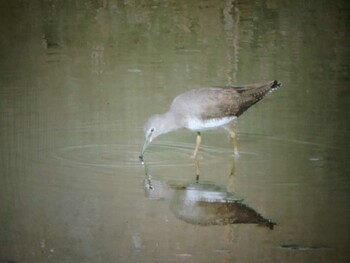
[{"x1": 0, "y1": 0, "x2": 349, "y2": 262}]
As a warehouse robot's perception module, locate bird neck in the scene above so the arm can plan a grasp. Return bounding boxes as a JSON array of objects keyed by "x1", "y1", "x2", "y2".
[{"x1": 161, "y1": 111, "x2": 183, "y2": 134}]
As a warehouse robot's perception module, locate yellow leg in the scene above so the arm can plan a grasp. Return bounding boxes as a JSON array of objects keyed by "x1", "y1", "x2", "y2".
[
  {"x1": 194, "y1": 158, "x2": 200, "y2": 182},
  {"x1": 192, "y1": 132, "x2": 201, "y2": 159},
  {"x1": 224, "y1": 126, "x2": 239, "y2": 157}
]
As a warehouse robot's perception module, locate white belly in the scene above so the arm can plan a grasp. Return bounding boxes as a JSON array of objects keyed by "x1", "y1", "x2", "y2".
[{"x1": 185, "y1": 116, "x2": 237, "y2": 131}]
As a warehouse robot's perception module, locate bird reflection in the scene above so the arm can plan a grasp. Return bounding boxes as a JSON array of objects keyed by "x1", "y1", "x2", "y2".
[{"x1": 141, "y1": 157, "x2": 276, "y2": 229}]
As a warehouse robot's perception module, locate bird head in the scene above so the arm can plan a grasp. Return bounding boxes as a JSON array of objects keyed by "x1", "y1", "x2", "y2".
[{"x1": 140, "y1": 114, "x2": 165, "y2": 157}]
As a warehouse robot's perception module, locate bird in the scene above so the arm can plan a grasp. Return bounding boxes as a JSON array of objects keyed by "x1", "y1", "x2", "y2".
[{"x1": 140, "y1": 80, "x2": 281, "y2": 159}]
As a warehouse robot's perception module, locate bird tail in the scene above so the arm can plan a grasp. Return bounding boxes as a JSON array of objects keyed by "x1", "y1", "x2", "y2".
[{"x1": 234, "y1": 80, "x2": 281, "y2": 116}]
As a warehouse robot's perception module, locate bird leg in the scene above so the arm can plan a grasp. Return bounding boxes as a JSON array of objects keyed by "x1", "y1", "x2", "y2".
[
  {"x1": 192, "y1": 132, "x2": 202, "y2": 159},
  {"x1": 193, "y1": 158, "x2": 200, "y2": 182},
  {"x1": 224, "y1": 126, "x2": 239, "y2": 157}
]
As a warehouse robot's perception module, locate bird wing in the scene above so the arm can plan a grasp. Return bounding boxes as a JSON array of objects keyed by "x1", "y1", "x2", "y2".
[
  {"x1": 170, "y1": 80, "x2": 280, "y2": 120},
  {"x1": 170, "y1": 87, "x2": 241, "y2": 120},
  {"x1": 230, "y1": 80, "x2": 280, "y2": 116}
]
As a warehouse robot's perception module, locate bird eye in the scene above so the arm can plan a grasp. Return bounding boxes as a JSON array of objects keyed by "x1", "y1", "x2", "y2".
[{"x1": 150, "y1": 127, "x2": 155, "y2": 133}]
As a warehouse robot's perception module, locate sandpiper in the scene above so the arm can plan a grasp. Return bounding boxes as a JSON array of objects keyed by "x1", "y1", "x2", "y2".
[{"x1": 140, "y1": 80, "x2": 281, "y2": 159}]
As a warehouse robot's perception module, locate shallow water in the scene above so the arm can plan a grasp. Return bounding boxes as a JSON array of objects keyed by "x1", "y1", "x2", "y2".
[{"x1": 1, "y1": 0, "x2": 349, "y2": 262}]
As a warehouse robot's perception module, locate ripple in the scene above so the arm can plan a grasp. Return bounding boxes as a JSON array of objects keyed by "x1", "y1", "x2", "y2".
[
  {"x1": 53, "y1": 144, "x2": 140, "y2": 168},
  {"x1": 47, "y1": 132, "x2": 337, "y2": 169},
  {"x1": 241, "y1": 132, "x2": 339, "y2": 150},
  {"x1": 50, "y1": 140, "x2": 252, "y2": 169},
  {"x1": 141, "y1": 140, "x2": 262, "y2": 167}
]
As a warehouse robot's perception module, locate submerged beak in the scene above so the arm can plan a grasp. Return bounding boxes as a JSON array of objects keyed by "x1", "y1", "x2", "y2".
[{"x1": 140, "y1": 131, "x2": 153, "y2": 158}]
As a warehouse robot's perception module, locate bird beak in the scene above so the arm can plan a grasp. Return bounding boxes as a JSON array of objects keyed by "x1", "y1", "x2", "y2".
[{"x1": 140, "y1": 131, "x2": 153, "y2": 158}]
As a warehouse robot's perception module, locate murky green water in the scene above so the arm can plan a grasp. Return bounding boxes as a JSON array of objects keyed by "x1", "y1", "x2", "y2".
[{"x1": 1, "y1": 0, "x2": 349, "y2": 262}]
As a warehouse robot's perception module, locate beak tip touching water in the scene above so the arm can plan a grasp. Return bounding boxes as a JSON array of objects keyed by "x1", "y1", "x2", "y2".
[
  {"x1": 140, "y1": 129, "x2": 156, "y2": 160},
  {"x1": 140, "y1": 137, "x2": 151, "y2": 161},
  {"x1": 139, "y1": 148, "x2": 145, "y2": 162}
]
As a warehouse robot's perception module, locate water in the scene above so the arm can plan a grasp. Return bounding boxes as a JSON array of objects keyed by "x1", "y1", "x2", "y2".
[{"x1": 1, "y1": 0, "x2": 349, "y2": 262}]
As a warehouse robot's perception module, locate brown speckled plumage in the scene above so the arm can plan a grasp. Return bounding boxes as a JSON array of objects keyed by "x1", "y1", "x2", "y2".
[{"x1": 170, "y1": 80, "x2": 280, "y2": 120}]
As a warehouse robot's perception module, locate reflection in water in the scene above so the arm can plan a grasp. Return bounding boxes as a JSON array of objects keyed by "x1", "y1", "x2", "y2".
[
  {"x1": 142, "y1": 158, "x2": 275, "y2": 229},
  {"x1": 223, "y1": 0, "x2": 240, "y2": 85},
  {"x1": 91, "y1": 44, "x2": 105, "y2": 74},
  {"x1": 1, "y1": 0, "x2": 349, "y2": 262}
]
